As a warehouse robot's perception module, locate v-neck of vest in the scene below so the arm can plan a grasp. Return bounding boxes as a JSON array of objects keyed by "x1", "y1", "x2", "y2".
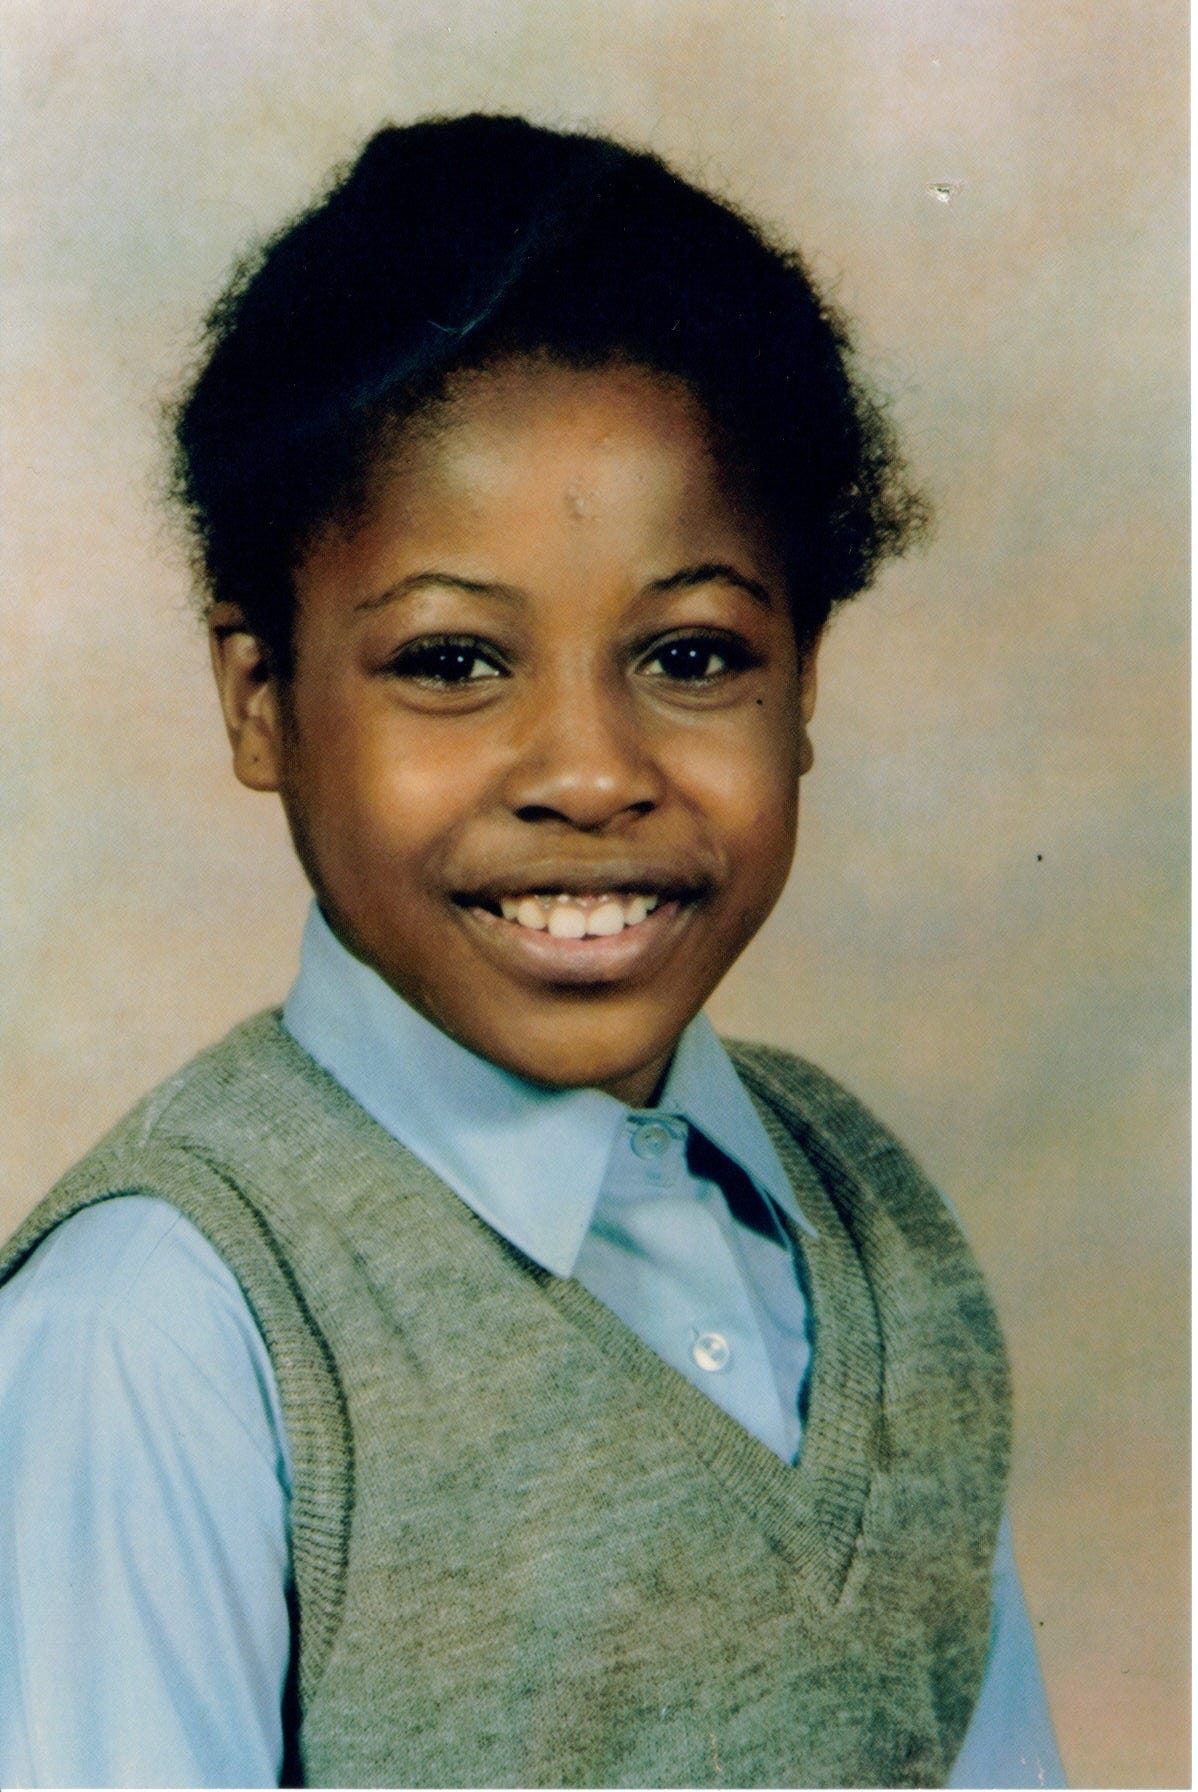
[
  {"x1": 534, "y1": 1068, "x2": 881, "y2": 1614},
  {"x1": 258, "y1": 1015, "x2": 880, "y2": 1616}
]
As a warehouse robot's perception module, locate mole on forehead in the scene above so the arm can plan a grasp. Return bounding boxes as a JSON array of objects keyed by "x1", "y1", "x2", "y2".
[{"x1": 563, "y1": 478, "x2": 595, "y2": 520}]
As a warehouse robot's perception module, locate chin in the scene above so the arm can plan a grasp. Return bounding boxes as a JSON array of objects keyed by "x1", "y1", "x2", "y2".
[{"x1": 480, "y1": 1021, "x2": 675, "y2": 1105}]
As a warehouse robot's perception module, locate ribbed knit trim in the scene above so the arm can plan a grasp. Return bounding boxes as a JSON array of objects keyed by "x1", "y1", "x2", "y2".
[
  {"x1": 532, "y1": 1158, "x2": 879, "y2": 1610},
  {"x1": 730, "y1": 1037, "x2": 1012, "y2": 1603},
  {"x1": 1, "y1": 1011, "x2": 1011, "y2": 1761},
  {"x1": 271, "y1": 1014, "x2": 884, "y2": 1609},
  {"x1": 0, "y1": 1018, "x2": 359, "y2": 1704}
]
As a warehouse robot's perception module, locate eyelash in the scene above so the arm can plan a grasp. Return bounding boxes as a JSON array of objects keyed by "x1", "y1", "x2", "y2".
[
  {"x1": 386, "y1": 635, "x2": 506, "y2": 686},
  {"x1": 385, "y1": 629, "x2": 757, "y2": 690},
  {"x1": 637, "y1": 629, "x2": 757, "y2": 685}
]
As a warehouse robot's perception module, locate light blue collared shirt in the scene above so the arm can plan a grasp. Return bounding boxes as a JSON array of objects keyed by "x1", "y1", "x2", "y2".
[
  {"x1": 0, "y1": 905, "x2": 1065, "y2": 1787},
  {"x1": 286, "y1": 904, "x2": 816, "y2": 1462}
]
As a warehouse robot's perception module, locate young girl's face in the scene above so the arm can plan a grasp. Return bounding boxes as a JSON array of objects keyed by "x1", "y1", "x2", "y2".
[{"x1": 217, "y1": 358, "x2": 816, "y2": 1106}]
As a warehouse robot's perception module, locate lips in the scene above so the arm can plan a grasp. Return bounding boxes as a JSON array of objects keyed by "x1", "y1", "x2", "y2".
[{"x1": 450, "y1": 862, "x2": 705, "y2": 987}]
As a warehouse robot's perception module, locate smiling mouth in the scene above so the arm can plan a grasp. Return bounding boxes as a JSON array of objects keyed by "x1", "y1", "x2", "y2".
[
  {"x1": 452, "y1": 875, "x2": 702, "y2": 984},
  {"x1": 478, "y1": 890, "x2": 661, "y2": 938}
]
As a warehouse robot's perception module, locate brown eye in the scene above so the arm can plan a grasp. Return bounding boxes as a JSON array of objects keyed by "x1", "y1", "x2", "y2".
[
  {"x1": 390, "y1": 637, "x2": 504, "y2": 685},
  {"x1": 640, "y1": 633, "x2": 753, "y2": 683}
]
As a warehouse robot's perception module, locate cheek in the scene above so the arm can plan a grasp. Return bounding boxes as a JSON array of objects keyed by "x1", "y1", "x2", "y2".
[
  {"x1": 671, "y1": 723, "x2": 801, "y2": 860},
  {"x1": 291, "y1": 676, "x2": 454, "y2": 813},
  {"x1": 279, "y1": 708, "x2": 433, "y2": 878},
  {"x1": 736, "y1": 794, "x2": 799, "y2": 919},
  {"x1": 335, "y1": 763, "x2": 457, "y2": 876}
]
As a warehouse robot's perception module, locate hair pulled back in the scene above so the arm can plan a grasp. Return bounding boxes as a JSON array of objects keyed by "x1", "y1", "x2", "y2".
[{"x1": 171, "y1": 113, "x2": 927, "y2": 671}]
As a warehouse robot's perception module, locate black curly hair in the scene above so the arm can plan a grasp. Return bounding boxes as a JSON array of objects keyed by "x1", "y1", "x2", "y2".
[{"x1": 171, "y1": 113, "x2": 927, "y2": 674}]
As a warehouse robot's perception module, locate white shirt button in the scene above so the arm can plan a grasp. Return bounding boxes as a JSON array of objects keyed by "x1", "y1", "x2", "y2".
[
  {"x1": 631, "y1": 1121, "x2": 675, "y2": 1160},
  {"x1": 691, "y1": 1330, "x2": 731, "y2": 1373}
]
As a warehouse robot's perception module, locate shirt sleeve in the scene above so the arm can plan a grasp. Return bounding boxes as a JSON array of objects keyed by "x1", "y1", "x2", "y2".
[
  {"x1": 948, "y1": 1510, "x2": 1067, "y2": 1789},
  {"x1": 0, "y1": 1195, "x2": 293, "y2": 1789}
]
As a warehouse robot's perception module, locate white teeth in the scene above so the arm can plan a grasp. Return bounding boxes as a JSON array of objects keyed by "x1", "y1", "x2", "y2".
[
  {"x1": 495, "y1": 890, "x2": 666, "y2": 934},
  {"x1": 585, "y1": 900, "x2": 626, "y2": 937},
  {"x1": 547, "y1": 904, "x2": 588, "y2": 939}
]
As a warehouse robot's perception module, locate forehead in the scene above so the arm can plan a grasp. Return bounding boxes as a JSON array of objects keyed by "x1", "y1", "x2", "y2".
[
  {"x1": 301, "y1": 357, "x2": 777, "y2": 598},
  {"x1": 416, "y1": 357, "x2": 715, "y2": 493}
]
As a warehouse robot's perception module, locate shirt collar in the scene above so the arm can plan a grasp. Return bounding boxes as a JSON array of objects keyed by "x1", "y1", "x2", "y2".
[
  {"x1": 283, "y1": 903, "x2": 815, "y2": 1276},
  {"x1": 656, "y1": 1014, "x2": 817, "y2": 1239}
]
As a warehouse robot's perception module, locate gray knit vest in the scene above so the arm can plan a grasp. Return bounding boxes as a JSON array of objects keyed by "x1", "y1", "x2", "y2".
[{"x1": 1, "y1": 1013, "x2": 1010, "y2": 1788}]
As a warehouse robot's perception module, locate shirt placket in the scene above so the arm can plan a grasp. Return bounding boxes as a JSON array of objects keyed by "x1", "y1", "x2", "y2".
[{"x1": 574, "y1": 1115, "x2": 803, "y2": 1459}]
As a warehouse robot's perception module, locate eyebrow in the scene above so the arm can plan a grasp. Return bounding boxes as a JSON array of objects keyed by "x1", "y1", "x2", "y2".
[
  {"x1": 354, "y1": 572, "x2": 524, "y2": 613},
  {"x1": 646, "y1": 563, "x2": 776, "y2": 608},
  {"x1": 353, "y1": 561, "x2": 776, "y2": 615}
]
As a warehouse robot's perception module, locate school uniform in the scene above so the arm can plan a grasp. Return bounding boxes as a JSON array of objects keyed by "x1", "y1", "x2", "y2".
[{"x1": 0, "y1": 906, "x2": 1064, "y2": 1787}]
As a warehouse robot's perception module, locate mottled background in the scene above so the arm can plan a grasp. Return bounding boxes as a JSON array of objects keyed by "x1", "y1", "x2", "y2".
[{"x1": 1, "y1": 2, "x2": 1187, "y2": 1784}]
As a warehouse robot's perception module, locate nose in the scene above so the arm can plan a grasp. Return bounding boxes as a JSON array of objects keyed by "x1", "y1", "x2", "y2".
[{"x1": 501, "y1": 669, "x2": 663, "y2": 831}]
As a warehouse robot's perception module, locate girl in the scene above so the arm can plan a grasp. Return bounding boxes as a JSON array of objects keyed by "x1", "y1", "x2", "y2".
[{"x1": 0, "y1": 115, "x2": 1063, "y2": 1788}]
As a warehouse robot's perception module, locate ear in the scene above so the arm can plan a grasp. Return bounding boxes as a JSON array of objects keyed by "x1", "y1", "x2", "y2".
[
  {"x1": 208, "y1": 603, "x2": 285, "y2": 792},
  {"x1": 797, "y1": 636, "x2": 820, "y2": 776},
  {"x1": 799, "y1": 639, "x2": 819, "y2": 726}
]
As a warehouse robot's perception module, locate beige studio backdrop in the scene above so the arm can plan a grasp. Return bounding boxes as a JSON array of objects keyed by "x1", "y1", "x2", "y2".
[{"x1": 1, "y1": 3, "x2": 1187, "y2": 1786}]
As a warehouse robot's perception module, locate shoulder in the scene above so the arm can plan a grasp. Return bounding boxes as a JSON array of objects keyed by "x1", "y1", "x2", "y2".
[
  {"x1": 0, "y1": 1197, "x2": 286, "y2": 1462},
  {"x1": 0, "y1": 1011, "x2": 355, "y2": 1500},
  {"x1": 4, "y1": 1190, "x2": 235, "y2": 1301},
  {"x1": 0, "y1": 1012, "x2": 343, "y2": 1502},
  {"x1": 725, "y1": 1039, "x2": 999, "y2": 1308},
  {"x1": 83, "y1": 1005, "x2": 310, "y2": 1144},
  {"x1": 0, "y1": 1005, "x2": 371, "y2": 1302},
  {"x1": 0, "y1": 1194, "x2": 289, "y2": 1482},
  {"x1": 0, "y1": 1197, "x2": 293, "y2": 1789},
  {"x1": 47, "y1": 1005, "x2": 350, "y2": 1173},
  {"x1": 725, "y1": 1038, "x2": 925, "y2": 1176},
  {"x1": 2, "y1": 1190, "x2": 263, "y2": 1339},
  {"x1": 0, "y1": 1012, "x2": 359, "y2": 1689}
]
